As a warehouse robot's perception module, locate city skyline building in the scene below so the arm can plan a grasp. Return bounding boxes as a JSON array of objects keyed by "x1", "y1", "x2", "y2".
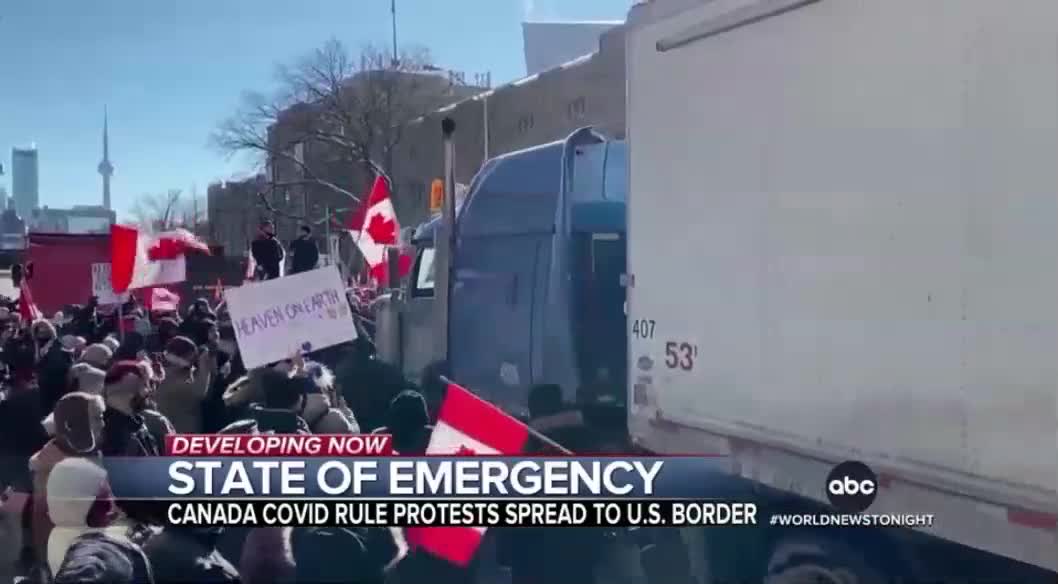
[{"x1": 11, "y1": 146, "x2": 39, "y2": 219}]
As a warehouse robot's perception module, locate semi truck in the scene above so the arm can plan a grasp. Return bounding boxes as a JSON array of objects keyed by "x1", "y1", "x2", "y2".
[
  {"x1": 374, "y1": 127, "x2": 628, "y2": 419},
  {"x1": 625, "y1": 0, "x2": 1056, "y2": 582}
]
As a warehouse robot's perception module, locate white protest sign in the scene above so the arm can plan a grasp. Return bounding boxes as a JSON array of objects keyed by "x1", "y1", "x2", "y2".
[
  {"x1": 91, "y1": 263, "x2": 130, "y2": 305},
  {"x1": 225, "y1": 264, "x2": 357, "y2": 369}
]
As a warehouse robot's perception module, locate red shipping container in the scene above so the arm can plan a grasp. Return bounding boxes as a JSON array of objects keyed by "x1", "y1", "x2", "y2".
[{"x1": 26, "y1": 233, "x2": 111, "y2": 316}]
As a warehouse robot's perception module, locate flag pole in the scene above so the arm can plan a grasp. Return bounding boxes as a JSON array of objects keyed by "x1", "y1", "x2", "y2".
[
  {"x1": 438, "y1": 376, "x2": 574, "y2": 455},
  {"x1": 117, "y1": 300, "x2": 125, "y2": 342}
]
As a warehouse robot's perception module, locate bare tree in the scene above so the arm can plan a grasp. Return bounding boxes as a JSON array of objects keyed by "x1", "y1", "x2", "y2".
[
  {"x1": 128, "y1": 189, "x2": 205, "y2": 232},
  {"x1": 212, "y1": 39, "x2": 443, "y2": 220}
]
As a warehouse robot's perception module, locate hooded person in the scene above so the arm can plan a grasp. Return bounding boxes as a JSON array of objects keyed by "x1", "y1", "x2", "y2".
[
  {"x1": 64, "y1": 362, "x2": 107, "y2": 397},
  {"x1": 299, "y1": 361, "x2": 359, "y2": 434},
  {"x1": 142, "y1": 525, "x2": 240, "y2": 584},
  {"x1": 45, "y1": 457, "x2": 121, "y2": 575},
  {"x1": 101, "y1": 335, "x2": 121, "y2": 354},
  {"x1": 31, "y1": 392, "x2": 107, "y2": 571},
  {"x1": 372, "y1": 390, "x2": 432, "y2": 456},
  {"x1": 153, "y1": 336, "x2": 215, "y2": 434},
  {"x1": 80, "y1": 343, "x2": 113, "y2": 372},
  {"x1": 52, "y1": 531, "x2": 154, "y2": 584},
  {"x1": 35, "y1": 319, "x2": 76, "y2": 413}
]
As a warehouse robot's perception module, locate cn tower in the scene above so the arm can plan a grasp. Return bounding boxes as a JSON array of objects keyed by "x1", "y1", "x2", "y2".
[{"x1": 97, "y1": 107, "x2": 114, "y2": 211}]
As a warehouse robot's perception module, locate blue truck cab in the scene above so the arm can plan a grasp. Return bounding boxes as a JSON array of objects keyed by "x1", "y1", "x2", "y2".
[{"x1": 376, "y1": 127, "x2": 627, "y2": 418}]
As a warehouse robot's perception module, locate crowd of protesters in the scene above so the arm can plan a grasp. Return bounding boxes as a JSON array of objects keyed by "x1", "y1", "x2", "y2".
[{"x1": 0, "y1": 270, "x2": 606, "y2": 583}]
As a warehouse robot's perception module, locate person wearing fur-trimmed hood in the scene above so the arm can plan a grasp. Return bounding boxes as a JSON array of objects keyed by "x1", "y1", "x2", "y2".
[{"x1": 298, "y1": 361, "x2": 359, "y2": 434}]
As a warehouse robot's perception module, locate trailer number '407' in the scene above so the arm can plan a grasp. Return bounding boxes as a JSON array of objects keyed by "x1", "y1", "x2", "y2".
[
  {"x1": 632, "y1": 319, "x2": 655, "y2": 339},
  {"x1": 665, "y1": 341, "x2": 699, "y2": 371}
]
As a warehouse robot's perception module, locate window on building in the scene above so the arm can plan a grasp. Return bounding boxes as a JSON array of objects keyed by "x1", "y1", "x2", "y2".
[
  {"x1": 568, "y1": 97, "x2": 587, "y2": 120},
  {"x1": 517, "y1": 114, "x2": 535, "y2": 134}
]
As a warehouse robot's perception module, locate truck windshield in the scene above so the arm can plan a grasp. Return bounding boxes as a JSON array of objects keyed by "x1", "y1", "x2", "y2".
[{"x1": 413, "y1": 248, "x2": 436, "y2": 296}]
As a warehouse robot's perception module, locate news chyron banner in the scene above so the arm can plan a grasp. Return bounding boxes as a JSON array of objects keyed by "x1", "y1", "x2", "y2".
[{"x1": 102, "y1": 433, "x2": 753, "y2": 531}]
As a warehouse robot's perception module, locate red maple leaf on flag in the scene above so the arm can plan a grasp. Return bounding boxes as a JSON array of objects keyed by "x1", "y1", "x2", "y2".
[{"x1": 365, "y1": 213, "x2": 397, "y2": 245}]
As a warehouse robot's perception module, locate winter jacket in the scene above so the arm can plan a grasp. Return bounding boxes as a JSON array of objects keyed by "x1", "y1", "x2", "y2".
[
  {"x1": 101, "y1": 409, "x2": 161, "y2": 458},
  {"x1": 289, "y1": 237, "x2": 319, "y2": 274},
  {"x1": 0, "y1": 388, "x2": 49, "y2": 491},
  {"x1": 142, "y1": 528, "x2": 240, "y2": 584},
  {"x1": 52, "y1": 531, "x2": 154, "y2": 584},
  {"x1": 500, "y1": 408, "x2": 604, "y2": 584},
  {"x1": 37, "y1": 342, "x2": 75, "y2": 413},
  {"x1": 154, "y1": 362, "x2": 213, "y2": 434},
  {"x1": 45, "y1": 457, "x2": 121, "y2": 575},
  {"x1": 29, "y1": 441, "x2": 75, "y2": 563},
  {"x1": 248, "y1": 406, "x2": 311, "y2": 435},
  {"x1": 251, "y1": 236, "x2": 285, "y2": 280},
  {"x1": 141, "y1": 408, "x2": 175, "y2": 450},
  {"x1": 335, "y1": 346, "x2": 407, "y2": 434},
  {"x1": 302, "y1": 392, "x2": 358, "y2": 434}
]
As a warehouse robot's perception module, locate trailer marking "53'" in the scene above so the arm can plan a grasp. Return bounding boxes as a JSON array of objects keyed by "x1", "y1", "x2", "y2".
[{"x1": 664, "y1": 341, "x2": 698, "y2": 371}]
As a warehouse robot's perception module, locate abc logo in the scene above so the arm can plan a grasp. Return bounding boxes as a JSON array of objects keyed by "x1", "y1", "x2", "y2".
[{"x1": 825, "y1": 461, "x2": 878, "y2": 513}]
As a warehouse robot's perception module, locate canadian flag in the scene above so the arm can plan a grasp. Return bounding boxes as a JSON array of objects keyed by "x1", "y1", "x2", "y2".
[
  {"x1": 145, "y1": 287, "x2": 181, "y2": 313},
  {"x1": 351, "y1": 176, "x2": 412, "y2": 283},
  {"x1": 110, "y1": 225, "x2": 210, "y2": 293},
  {"x1": 18, "y1": 279, "x2": 42, "y2": 322},
  {"x1": 405, "y1": 382, "x2": 530, "y2": 566}
]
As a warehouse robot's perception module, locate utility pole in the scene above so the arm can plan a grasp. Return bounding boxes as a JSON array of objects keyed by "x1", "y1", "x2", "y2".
[{"x1": 390, "y1": 0, "x2": 398, "y2": 67}]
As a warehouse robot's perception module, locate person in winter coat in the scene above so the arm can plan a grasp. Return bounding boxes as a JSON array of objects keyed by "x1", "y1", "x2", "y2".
[
  {"x1": 243, "y1": 368, "x2": 312, "y2": 434},
  {"x1": 499, "y1": 383, "x2": 603, "y2": 584},
  {"x1": 147, "y1": 317, "x2": 181, "y2": 355},
  {"x1": 288, "y1": 225, "x2": 320, "y2": 274},
  {"x1": 251, "y1": 220, "x2": 285, "y2": 280},
  {"x1": 372, "y1": 390, "x2": 432, "y2": 455},
  {"x1": 35, "y1": 320, "x2": 76, "y2": 413},
  {"x1": 154, "y1": 336, "x2": 215, "y2": 434},
  {"x1": 241, "y1": 525, "x2": 402, "y2": 584},
  {"x1": 100, "y1": 361, "x2": 163, "y2": 458},
  {"x1": 45, "y1": 457, "x2": 120, "y2": 575},
  {"x1": 299, "y1": 361, "x2": 358, "y2": 433},
  {"x1": 335, "y1": 337, "x2": 407, "y2": 434},
  {"x1": 52, "y1": 531, "x2": 154, "y2": 584},
  {"x1": 142, "y1": 526, "x2": 240, "y2": 584},
  {"x1": 0, "y1": 383, "x2": 49, "y2": 491},
  {"x1": 31, "y1": 392, "x2": 107, "y2": 567}
]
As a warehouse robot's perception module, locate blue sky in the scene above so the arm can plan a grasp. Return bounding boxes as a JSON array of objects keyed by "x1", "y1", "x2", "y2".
[{"x1": 0, "y1": 0, "x2": 631, "y2": 220}]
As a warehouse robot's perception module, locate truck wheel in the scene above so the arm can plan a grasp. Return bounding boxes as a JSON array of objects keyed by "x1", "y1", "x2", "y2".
[{"x1": 765, "y1": 536, "x2": 885, "y2": 584}]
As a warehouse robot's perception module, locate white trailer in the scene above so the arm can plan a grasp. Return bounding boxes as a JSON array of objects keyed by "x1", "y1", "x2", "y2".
[{"x1": 625, "y1": 0, "x2": 1057, "y2": 580}]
